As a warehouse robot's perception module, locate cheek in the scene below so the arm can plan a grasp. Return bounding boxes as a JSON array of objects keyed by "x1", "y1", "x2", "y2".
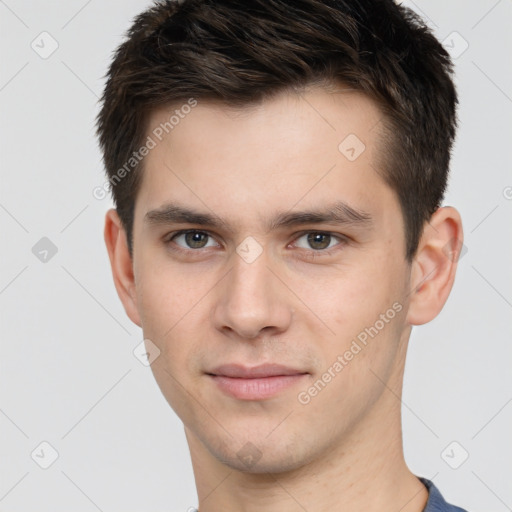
[
  {"x1": 135, "y1": 262, "x2": 211, "y2": 417},
  {"x1": 297, "y1": 263, "x2": 399, "y2": 334},
  {"x1": 136, "y1": 256, "x2": 209, "y2": 333},
  {"x1": 134, "y1": 262, "x2": 208, "y2": 379},
  {"x1": 295, "y1": 257, "x2": 407, "y2": 379},
  {"x1": 295, "y1": 270, "x2": 407, "y2": 430}
]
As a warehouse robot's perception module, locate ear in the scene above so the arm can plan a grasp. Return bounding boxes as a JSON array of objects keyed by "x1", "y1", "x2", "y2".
[
  {"x1": 104, "y1": 208, "x2": 142, "y2": 327},
  {"x1": 406, "y1": 206, "x2": 464, "y2": 326}
]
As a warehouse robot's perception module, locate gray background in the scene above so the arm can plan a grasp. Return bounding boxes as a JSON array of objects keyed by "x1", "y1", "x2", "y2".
[{"x1": 1, "y1": 0, "x2": 511, "y2": 510}]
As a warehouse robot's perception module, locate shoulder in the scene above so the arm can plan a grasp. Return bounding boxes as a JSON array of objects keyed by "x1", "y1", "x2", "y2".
[{"x1": 419, "y1": 477, "x2": 469, "y2": 512}]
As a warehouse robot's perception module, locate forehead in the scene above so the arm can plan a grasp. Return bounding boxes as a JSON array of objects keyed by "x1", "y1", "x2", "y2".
[{"x1": 135, "y1": 86, "x2": 397, "y2": 232}]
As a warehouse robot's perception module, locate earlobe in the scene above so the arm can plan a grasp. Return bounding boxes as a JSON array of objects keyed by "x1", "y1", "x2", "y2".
[
  {"x1": 406, "y1": 206, "x2": 464, "y2": 326},
  {"x1": 104, "y1": 208, "x2": 142, "y2": 327}
]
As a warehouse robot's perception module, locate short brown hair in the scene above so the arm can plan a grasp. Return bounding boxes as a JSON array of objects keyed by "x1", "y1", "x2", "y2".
[{"x1": 96, "y1": 0, "x2": 458, "y2": 261}]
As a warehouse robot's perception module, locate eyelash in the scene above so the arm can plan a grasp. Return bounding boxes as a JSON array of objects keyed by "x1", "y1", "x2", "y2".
[{"x1": 163, "y1": 229, "x2": 348, "y2": 258}]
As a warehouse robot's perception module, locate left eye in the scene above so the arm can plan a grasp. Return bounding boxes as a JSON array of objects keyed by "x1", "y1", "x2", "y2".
[{"x1": 293, "y1": 232, "x2": 342, "y2": 251}]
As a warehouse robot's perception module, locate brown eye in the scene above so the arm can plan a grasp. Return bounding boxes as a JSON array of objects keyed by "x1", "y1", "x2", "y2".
[
  {"x1": 171, "y1": 230, "x2": 218, "y2": 249},
  {"x1": 294, "y1": 232, "x2": 342, "y2": 251},
  {"x1": 307, "y1": 233, "x2": 331, "y2": 250}
]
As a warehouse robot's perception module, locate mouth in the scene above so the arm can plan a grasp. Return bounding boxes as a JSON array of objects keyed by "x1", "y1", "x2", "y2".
[{"x1": 206, "y1": 363, "x2": 309, "y2": 400}]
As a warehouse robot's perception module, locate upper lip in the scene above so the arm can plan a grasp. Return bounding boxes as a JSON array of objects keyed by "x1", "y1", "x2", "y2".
[{"x1": 207, "y1": 363, "x2": 308, "y2": 378}]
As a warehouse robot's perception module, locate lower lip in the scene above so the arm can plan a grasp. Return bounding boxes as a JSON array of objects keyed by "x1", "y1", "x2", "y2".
[{"x1": 209, "y1": 374, "x2": 308, "y2": 400}]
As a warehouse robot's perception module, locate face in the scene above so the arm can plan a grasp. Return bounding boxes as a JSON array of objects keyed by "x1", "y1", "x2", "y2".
[{"x1": 129, "y1": 86, "x2": 413, "y2": 473}]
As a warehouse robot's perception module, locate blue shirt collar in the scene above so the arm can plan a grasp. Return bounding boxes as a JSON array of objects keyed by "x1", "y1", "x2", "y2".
[{"x1": 419, "y1": 477, "x2": 469, "y2": 512}]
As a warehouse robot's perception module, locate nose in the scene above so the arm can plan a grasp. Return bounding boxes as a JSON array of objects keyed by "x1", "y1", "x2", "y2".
[{"x1": 211, "y1": 245, "x2": 294, "y2": 340}]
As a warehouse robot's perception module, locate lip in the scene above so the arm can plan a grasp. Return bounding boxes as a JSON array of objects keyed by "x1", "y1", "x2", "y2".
[
  {"x1": 206, "y1": 363, "x2": 309, "y2": 400},
  {"x1": 208, "y1": 363, "x2": 307, "y2": 378}
]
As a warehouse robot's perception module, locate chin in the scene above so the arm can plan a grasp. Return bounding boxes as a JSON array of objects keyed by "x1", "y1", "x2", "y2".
[
  {"x1": 209, "y1": 434, "x2": 317, "y2": 475},
  {"x1": 224, "y1": 453, "x2": 307, "y2": 475}
]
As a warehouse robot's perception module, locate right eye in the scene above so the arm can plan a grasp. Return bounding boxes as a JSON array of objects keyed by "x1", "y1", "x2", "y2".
[{"x1": 166, "y1": 230, "x2": 221, "y2": 251}]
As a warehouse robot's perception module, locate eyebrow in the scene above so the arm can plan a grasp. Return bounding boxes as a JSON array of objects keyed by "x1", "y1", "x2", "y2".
[{"x1": 144, "y1": 200, "x2": 373, "y2": 232}]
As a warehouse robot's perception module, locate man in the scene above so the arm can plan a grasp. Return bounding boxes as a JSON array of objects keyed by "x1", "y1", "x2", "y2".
[{"x1": 98, "y1": 0, "x2": 468, "y2": 510}]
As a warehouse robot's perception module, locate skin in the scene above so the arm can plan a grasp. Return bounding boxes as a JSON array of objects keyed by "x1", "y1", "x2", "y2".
[{"x1": 104, "y1": 85, "x2": 463, "y2": 512}]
